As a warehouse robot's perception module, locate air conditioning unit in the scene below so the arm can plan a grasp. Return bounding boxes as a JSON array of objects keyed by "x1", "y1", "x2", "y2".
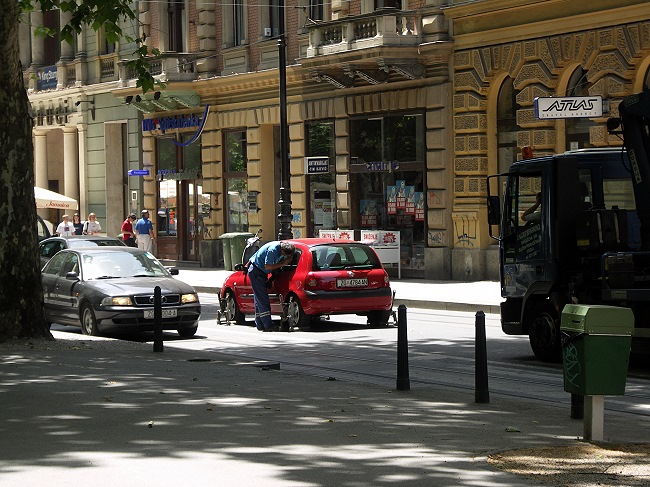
[{"x1": 264, "y1": 27, "x2": 272, "y2": 37}]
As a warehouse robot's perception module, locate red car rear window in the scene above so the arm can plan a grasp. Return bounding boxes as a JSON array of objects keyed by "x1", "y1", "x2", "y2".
[{"x1": 311, "y1": 244, "x2": 381, "y2": 271}]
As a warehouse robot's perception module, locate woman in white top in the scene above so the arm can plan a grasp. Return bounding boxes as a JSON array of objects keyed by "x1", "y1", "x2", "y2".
[{"x1": 83, "y1": 213, "x2": 102, "y2": 235}]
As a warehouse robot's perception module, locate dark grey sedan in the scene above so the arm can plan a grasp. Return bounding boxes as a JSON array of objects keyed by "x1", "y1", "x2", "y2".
[{"x1": 41, "y1": 247, "x2": 201, "y2": 337}]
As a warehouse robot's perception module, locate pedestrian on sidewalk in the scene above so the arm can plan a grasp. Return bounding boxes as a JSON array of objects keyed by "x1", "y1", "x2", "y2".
[
  {"x1": 72, "y1": 213, "x2": 84, "y2": 235},
  {"x1": 121, "y1": 213, "x2": 137, "y2": 247},
  {"x1": 55, "y1": 214, "x2": 74, "y2": 236},
  {"x1": 247, "y1": 241, "x2": 295, "y2": 331},
  {"x1": 83, "y1": 213, "x2": 101, "y2": 235},
  {"x1": 135, "y1": 210, "x2": 155, "y2": 253}
]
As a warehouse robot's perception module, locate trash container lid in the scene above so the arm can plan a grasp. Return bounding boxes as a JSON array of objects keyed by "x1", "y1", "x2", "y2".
[
  {"x1": 219, "y1": 232, "x2": 255, "y2": 239},
  {"x1": 561, "y1": 304, "x2": 634, "y2": 335}
]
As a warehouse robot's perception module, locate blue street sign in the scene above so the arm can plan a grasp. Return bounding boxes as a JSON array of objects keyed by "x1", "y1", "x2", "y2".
[{"x1": 128, "y1": 169, "x2": 150, "y2": 176}]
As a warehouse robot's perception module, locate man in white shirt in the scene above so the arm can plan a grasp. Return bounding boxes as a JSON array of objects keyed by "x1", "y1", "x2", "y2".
[{"x1": 56, "y1": 215, "x2": 74, "y2": 236}]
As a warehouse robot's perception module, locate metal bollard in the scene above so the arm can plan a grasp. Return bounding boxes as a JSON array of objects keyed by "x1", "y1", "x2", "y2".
[
  {"x1": 475, "y1": 311, "x2": 490, "y2": 403},
  {"x1": 396, "y1": 304, "x2": 410, "y2": 391},
  {"x1": 153, "y1": 286, "x2": 164, "y2": 352}
]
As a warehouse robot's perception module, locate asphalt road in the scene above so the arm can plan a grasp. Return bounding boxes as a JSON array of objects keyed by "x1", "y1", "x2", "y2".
[{"x1": 51, "y1": 294, "x2": 650, "y2": 420}]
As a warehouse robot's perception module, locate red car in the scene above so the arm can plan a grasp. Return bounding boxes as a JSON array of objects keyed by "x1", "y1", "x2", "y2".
[{"x1": 219, "y1": 238, "x2": 393, "y2": 329}]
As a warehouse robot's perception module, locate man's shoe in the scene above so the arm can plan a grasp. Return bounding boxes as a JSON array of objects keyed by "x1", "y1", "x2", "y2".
[
  {"x1": 263, "y1": 325, "x2": 280, "y2": 332},
  {"x1": 257, "y1": 327, "x2": 265, "y2": 331}
]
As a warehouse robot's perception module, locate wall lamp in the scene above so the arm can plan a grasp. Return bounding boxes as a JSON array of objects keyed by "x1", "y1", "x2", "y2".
[
  {"x1": 125, "y1": 95, "x2": 133, "y2": 104},
  {"x1": 75, "y1": 99, "x2": 95, "y2": 120}
]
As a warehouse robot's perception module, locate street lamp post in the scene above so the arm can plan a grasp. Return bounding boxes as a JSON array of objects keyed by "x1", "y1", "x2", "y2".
[{"x1": 277, "y1": 1, "x2": 293, "y2": 240}]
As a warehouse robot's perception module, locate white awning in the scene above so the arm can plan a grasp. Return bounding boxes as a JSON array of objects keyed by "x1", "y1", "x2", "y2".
[{"x1": 34, "y1": 187, "x2": 79, "y2": 210}]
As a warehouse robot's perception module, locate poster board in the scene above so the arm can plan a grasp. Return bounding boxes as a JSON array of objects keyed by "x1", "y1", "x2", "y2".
[{"x1": 319, "y1": 229, "x2": 401, "y2": 278}]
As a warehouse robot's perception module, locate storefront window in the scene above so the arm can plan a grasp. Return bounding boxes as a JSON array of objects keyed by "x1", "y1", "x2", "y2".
[
  {"x1": 349, "y1": 113, "x2": 425, "y2": 273},
  {"x1": 306, "y1": 121, "x2": 335, "y2": 236},
  {"x1": 224, "y1": 131, "x2": 248, "y2": 232}
]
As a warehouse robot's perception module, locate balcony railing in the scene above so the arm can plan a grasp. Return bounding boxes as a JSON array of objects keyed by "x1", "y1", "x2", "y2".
[
  {"x1": 119, "y1": 52, "x2": 199, "y2": 85},
  {"x1": 306, "y1": 9, "x2": 422, "y2": 57}
]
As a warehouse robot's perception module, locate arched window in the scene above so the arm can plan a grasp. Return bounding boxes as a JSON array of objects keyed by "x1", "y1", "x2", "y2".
[
  {"x1": 497, "y1": 77, "x2": 519, "y2": 175},
  {"x1": 565, "y1": 67, "x2": 595, "y2": 150}
]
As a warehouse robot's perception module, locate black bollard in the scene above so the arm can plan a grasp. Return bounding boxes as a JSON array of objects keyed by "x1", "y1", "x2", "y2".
[
  {"x1": 153, "y1": 286, "x2": 164, "y2": 352},
  {"x1": 475, "y1": 311, "x2": 490, "y2": 403},
  {"x1": 396, "y1": 304, "x2": 410, "y2": 391},
  {"x1": 570, "y1": 393, "x2": 584, "y2": 419}
]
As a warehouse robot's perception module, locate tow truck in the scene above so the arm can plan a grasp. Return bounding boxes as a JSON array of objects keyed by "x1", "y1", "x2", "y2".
[{"x1": 487, "y1": 89, "x2": 650, "y2": 361}]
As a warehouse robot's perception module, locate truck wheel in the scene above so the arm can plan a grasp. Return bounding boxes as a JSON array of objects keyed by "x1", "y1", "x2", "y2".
[
  {"x1": 223, "y1": 291, "x2": 245, "y2": 325},
  {"x1": 529, "y1": 301, "x2": 562, "y2": 362}
]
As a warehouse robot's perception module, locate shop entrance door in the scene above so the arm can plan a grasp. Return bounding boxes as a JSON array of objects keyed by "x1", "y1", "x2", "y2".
[
  {"x1": 184, "y1": 181, "x2": 209, "y2": 260},
  {"x1": 178, "y1": 180, "x2": 210, "y2": 261}
]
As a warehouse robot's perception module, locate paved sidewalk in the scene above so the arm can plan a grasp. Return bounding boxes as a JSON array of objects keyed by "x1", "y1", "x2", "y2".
[
  {"x1": 2, "y1": 333, "x2": 649, "y2": 487},
  {"x1": 173, "y1": 267, "x2": 504, "y2": 314}
]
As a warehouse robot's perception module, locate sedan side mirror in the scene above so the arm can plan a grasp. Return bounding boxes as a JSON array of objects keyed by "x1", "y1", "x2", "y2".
[
  {"x1": 168, "y1": 267, "x2": 179, "y2": 275},
  {"x1": 66, "y1": 271, "x2": 79, "y2": 281}
]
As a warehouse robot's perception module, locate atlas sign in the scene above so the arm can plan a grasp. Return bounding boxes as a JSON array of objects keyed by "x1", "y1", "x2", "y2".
[{"x1": 534, "y1": 96, "x2": 603, "y2": 119}]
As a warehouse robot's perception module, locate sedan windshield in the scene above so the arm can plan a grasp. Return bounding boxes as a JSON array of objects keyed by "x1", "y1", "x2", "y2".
[
  {"x1": 68, "y1": 239, "x2": 123, "y2": 248},
  {"x1": 311, "y1": 244, "x2": 381, "y2": 271},
  {"x1": 82, "y1": 251, "x2": 170, "y2": 280}
]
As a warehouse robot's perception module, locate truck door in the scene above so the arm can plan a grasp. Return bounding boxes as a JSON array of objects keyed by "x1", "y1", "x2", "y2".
[{"x1": 501, "y1": 172, "x2": 547, "y2": 297}]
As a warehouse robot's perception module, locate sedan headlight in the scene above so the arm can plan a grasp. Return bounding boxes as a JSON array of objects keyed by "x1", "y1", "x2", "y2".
[
  {"x1": 181, "y1": 293, "x2": 199, "y2": 304},
  {"x1": 102, "y1": 296, "x2": 133, "y2": 306}
]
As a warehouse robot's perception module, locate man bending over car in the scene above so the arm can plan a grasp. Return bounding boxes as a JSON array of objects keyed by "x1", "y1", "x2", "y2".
[{"x1": 247, "y1": 241, "x2": 295, "y2": 332}]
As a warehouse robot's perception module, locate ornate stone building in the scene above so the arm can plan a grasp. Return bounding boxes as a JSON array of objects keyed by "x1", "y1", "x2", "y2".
[{"x1": 444, "y1": 0, "x2": 650, "y2": 279}]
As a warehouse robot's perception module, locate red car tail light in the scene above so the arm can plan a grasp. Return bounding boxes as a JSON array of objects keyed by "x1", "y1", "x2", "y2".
[{"x1": 306, "y1": 273, "x2": 318, "y2": 288}]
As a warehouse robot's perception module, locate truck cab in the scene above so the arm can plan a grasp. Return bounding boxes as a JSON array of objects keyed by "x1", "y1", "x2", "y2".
[{"x1": 487, "y1": 148, "x2": 642, "y2": 361}]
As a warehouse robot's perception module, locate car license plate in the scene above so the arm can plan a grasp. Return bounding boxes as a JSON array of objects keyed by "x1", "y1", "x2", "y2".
[
  {"x1": 337, "y1": 278, "x2": 368, "y2": 288},
  {"x1": 144, "y1": 308, "x2": 178, "y2": 319}
]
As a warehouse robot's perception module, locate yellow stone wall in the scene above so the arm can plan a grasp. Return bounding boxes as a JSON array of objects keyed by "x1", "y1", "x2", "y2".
[{"x1": 451, "y1": 14, "x2": 650, "y2": 254}]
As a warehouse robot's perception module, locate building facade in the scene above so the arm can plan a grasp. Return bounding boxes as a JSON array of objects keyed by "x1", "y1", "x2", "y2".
[
  {"x1": 24, "y1": 0, "x2": 650, "y2": 280},
  {"x1": 121, "y1": 0, "x2": 454, "y2": 278},
  {"x1": 444, "y1": 0, "x2": 650, "y2": 279},
  {"x1": 22, "y1": 5, "x2": 143, "y2": 235}
]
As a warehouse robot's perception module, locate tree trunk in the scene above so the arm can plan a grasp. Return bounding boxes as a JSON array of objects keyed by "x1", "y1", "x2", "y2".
[{"x1": 0, "y1": 0, "x2": 51, "y2": 341}]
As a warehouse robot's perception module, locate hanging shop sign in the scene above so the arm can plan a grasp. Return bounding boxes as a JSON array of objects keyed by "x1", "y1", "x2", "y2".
[
  {"x1": 534, "y1": 96, "x2": 604, "y2": 119},
  {"x1": 36, "y1": 66, "x2": 57, "y2": 91},
  {"x1": 142, "y1": 105, "x2": 210, "y2": 146},
  {"x1": 305, "y1": 156, "x2": 330, "y2": 174}
]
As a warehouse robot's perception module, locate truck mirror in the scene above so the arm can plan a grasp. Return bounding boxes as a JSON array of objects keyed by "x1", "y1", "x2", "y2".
[{"x1": 487, "y1": 196, "x2": 501, "y2": 226}]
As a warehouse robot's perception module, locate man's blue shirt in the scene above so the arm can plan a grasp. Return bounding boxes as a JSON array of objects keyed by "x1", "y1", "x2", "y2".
[
  {"x1": 250, "y1": 241, "x2": 284, "y2": 271},
  {"x1": 135, "y1": 218, "x2": 153, "y2": 235}
]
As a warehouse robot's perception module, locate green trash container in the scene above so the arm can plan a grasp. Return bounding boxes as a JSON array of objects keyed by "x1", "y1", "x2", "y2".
[
  {"x1": 229, "y1": 232, "x2": 254, "y2": 268},
  {"x1": 561, "y1": 304, "x2": 634, "y2": 396},
  {"x1": 219, "y1": 233, "x2": 235, "y2": 271},
  {"x1": 219, "y1": 232, "x2": 254, "y2": 270}
]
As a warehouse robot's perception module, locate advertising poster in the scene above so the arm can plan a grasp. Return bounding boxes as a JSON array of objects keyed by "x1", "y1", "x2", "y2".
[
  {"x1": 405, "y1": 186, "x2": 416, "y2": 215},
  {"x1": 360, "y1": 199, "x2": 379, "y2": 227},
  {"x1": 415, "y1": 192, "x2": 425, "y2": 221},
  {"x1": 386, "y1": 186, "x2": 397, "y2": 214},
  {"x1": 395, "y1": 180, "x2": 406, "y2": 209}
]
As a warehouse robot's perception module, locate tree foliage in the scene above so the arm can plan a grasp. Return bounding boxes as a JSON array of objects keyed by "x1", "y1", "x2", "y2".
[{"x1": 0, "y1": 0, "x2": 155, "y2": 341}]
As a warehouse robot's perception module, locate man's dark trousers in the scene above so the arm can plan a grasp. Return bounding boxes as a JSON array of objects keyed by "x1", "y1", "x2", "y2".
[{"x1": 249, "y1": 265, "x2": 273, "y2": 330}]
